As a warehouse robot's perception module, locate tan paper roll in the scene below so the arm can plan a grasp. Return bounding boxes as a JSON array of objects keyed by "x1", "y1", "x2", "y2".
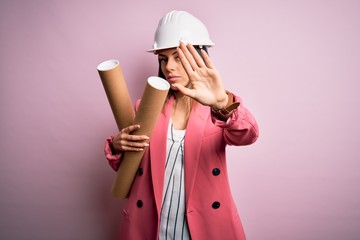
[
  {"x1": 112, "y1": 76, "x2": 170, "y2": 199},
  {"x1": 97, "y1": 60, "x2": 135, "y2": 131}
]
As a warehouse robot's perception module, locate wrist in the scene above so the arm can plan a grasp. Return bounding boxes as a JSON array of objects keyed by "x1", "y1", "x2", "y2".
[
  {"x1": 211, "y1": 91, "x2": 240, "y2": 121},
  {"x1": 211, "y1": 91, "x2": 229, "y2": 111},
  {"x1": 110, "y1": 136, "x2": 119, "y2": 155}
]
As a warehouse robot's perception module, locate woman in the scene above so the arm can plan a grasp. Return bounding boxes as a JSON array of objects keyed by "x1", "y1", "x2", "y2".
[{"x1": 104, "y1": 10, "x2": 259, "y2": 240}]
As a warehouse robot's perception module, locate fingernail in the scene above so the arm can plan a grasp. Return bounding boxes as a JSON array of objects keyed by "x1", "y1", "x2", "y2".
[{"x1": 179, "y1": 39, "x2": 188, "y2": 45}]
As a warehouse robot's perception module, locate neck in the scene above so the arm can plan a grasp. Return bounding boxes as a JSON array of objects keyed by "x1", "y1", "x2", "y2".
[
  {"x1": 170, "y1": 91, "x2": 192, "y2": 130},
  {"x1": 173, "y1": 91, "x2": 192, "y2": 109},
  {"x1": 173, "y1": 90, "x2": 185, "y2": 100}
]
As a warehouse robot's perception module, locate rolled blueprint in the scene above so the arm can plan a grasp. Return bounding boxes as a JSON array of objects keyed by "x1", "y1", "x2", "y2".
[
  {"x1": 112, "y1": 76, "x2": 170, "y2": 199},
  {"x1": 97, "y1": 60, "x2": 135, "y2": 130}
]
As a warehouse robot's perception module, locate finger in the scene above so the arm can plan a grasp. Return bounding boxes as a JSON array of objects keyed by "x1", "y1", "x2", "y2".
[
  {"x1": 186, "y1": 44, "x2": 206, "y2": 68},
  {"x1": 120, "y1": 140, "x2": 149, "y2": 148},
  {"x1": 117, "y1": 140, "x2": 149, "y2": 152},
  {"x1": 121, "y1": 124, "x2": 141, "y2": 134},
  {"x1": 121, "y1": 146, "x2": 146, "y2": 152},
  {"x1": 179, "y1": 42, "x2": 200, "y2": 70},
  {"x1": 177, "y1": 44, "x2": 195, "y2": 74},
  {"x1": 124, "y1": 134, "x2": 150, "y2": 141},
  {"x1": 172, "y1": 83, "x2": 196, "y2": 99},
  {"x1": 200, "y1": 49, "x2": 215, "y2": 69}
]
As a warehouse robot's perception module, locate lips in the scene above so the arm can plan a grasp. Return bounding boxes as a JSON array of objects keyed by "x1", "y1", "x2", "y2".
[{"x1": 167, "y1": 75, "x2": 179, "y2": 83}]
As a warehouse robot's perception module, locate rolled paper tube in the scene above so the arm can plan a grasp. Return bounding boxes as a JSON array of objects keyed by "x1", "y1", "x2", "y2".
[
  {"x1": 111, "y1": 76, "x2": 170, "y2": 199},
  {"x1": 97, "y1": 60, "x2": 135, "y2": 131}
]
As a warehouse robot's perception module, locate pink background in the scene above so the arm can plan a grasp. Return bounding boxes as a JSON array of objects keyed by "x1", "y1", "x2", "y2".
[{"x1": 1, "y1": 0, "x2": 359, "y2": 239}]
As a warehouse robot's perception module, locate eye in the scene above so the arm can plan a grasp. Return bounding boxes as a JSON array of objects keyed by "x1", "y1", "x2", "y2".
[{"x1": 159, "y1": 58, "x2": 168, "y2": 64}]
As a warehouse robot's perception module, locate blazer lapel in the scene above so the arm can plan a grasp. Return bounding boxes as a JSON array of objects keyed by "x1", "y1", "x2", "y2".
[
  {"x1": 184, "y1": 103, "x2": 210, "y2": 205},
  {"x1": 149, "y1": 97, "x2": 174, "y2": 216},
  {"x1": 149, "y1": 98, "x2": 210, "y2": 213}
]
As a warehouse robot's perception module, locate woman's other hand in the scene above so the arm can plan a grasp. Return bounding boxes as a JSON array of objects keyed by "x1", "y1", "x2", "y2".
[{"x1": 112, "y1": 125, "x2": 149, "y2": 152}]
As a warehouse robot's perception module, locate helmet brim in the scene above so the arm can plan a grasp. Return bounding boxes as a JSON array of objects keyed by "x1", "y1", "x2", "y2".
[{"x1": 147, "y1": 43, "x2": 214, "y2": 53}]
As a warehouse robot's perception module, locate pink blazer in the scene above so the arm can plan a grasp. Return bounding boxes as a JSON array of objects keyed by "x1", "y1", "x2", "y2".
[{"x1": 105, "y1": 94, "x2": 259, "y2": 240}]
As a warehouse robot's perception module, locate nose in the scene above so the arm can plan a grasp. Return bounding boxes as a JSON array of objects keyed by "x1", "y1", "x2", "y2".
[{"x1": 165, "y1": 58, "x2": 176, "y2": 72}]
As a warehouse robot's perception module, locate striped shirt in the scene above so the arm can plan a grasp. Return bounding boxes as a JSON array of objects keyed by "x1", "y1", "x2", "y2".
[{"x1": 158, "y1": 121, "x2": 190, "y2": 240}]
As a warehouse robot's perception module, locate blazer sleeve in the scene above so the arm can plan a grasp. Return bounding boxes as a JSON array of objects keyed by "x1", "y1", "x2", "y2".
[
  {"x1": 104, "y1": 136, "x2": 123, "y2": 171},
  {"x1": 211, "y1": 93, "x2": 259, "y2": 146},
  {"x1": 103, "y1": 99, "x2": 140, "y2": 172}
]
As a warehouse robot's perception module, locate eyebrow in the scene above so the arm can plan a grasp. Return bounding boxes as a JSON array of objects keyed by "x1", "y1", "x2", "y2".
[{"x1": 158, "y1": 51, "x2": 178, "y2": 57}]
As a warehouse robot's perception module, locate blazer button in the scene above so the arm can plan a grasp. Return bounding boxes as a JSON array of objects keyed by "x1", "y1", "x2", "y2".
[
  {"x1": 138, "y1": 167, "x2": 144, "y2": 176},
  {"x1": 137, "y1": 200, "x2": 143, "y2": 208},
  {"x1": 212, "y1": 168, "x2": 221, "y2": 176},
  {"x1": 212, "y1": 201, "x2": 220, "y2": 209}
]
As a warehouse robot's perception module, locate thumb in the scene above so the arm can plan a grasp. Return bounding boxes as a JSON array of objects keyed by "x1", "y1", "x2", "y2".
[{"x1": 172, "y1": 84, "x2": 194, "y2": 98}]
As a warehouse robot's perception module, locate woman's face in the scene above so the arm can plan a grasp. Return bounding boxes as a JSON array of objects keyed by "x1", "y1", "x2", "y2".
[{"x1": 158, "y1": 48, "x2": 190, "y2": 90}]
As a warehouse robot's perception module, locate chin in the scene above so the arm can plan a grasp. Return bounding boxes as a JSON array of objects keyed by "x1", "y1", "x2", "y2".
[{"x1": 170, "y1": 85, "x2": 179, "y2": 90}]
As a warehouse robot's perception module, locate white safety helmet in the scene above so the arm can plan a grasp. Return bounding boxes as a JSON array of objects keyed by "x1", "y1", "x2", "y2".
[{"x1": 148, "y1": 10, "x2": 214, "y2": 53}]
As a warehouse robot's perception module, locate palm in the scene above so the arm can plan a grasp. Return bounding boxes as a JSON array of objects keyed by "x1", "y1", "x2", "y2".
[{"x1": 174, "y1": 43, "x2": 227, "y2": 108}]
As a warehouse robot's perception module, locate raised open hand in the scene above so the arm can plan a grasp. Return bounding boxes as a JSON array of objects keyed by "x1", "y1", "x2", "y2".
[{"x1": 173, "y1": 42, "x2": 228, "y2": 110}]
